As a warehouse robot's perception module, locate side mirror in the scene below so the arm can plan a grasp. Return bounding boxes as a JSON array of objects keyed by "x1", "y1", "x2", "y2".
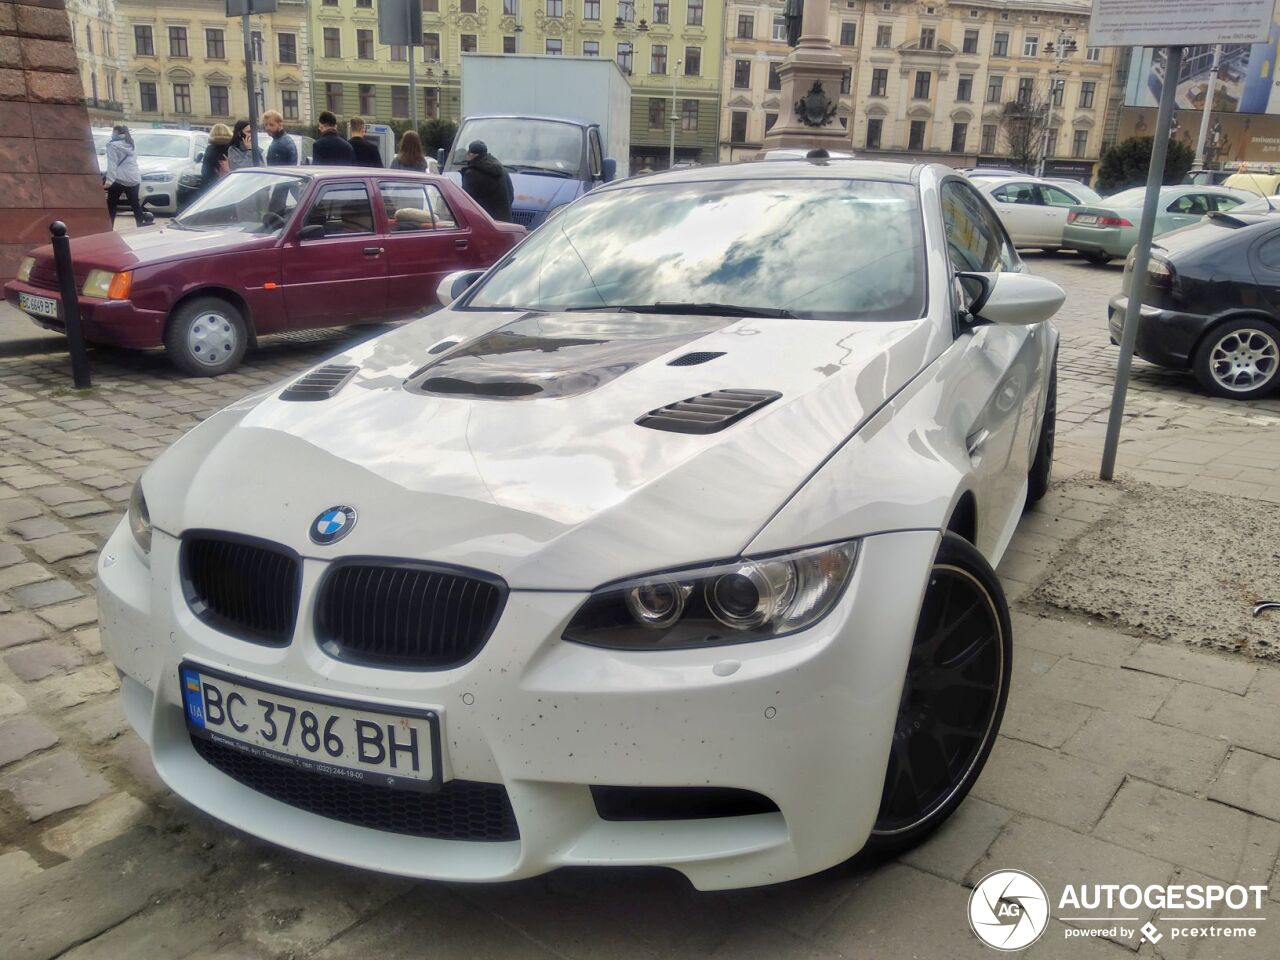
[
  {"x1": 195, "y1": 151, "x2": 204, "y2": 163},
  {"x1": 601, "y1": 158, "x2": 617, "y2": 182},
  {"x1": 958, "y1": 271, "x2": 1065, "y2": 326},
  {"x1": 436, "y1": 148, "x2": 446, "y2": 166},
  {"x1": 436, "y1": 269, "x2": 485, "y2": 307},
  {"x1": 298, "y1": 223, "x2": 326, "y2": 242}
]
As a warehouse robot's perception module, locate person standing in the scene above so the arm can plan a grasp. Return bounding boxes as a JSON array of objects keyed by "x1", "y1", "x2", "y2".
[
  {"x1": 347, "y1": 117, "x2": 383, "y2": 168},
  {"x1": 262, "y1": 109, "x2": 297, "y2": 165},
  {"x1": 312, "y1": 111, "x2": 355, "y2": 165},
  {"x1": 200, "y1": 123, "x2": 233, "y2": 191},
  {"x1": 103, "y1": 125, "x2": 148, "y2": 227},
  {"x1": 390, "y1": 130, "x2": 427, "y2": 171},
  {"x1": 460, "y1": 140, "x2": 514, "y2": 222},
  {"x1": 228, "y1": 120, "x2": 254, "y2": 170}
]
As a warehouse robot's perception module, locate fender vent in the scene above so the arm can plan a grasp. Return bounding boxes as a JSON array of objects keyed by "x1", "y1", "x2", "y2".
[
  {"x1": 636, "y1": 389, "x2": 781, "y2": 435},
  {"x1": 668, "y1": 351, "x2": 725, "y2": 366},
  {"x1": 279, "y1": 364, "x2": 358, "y2": 402},
  {"x1": 428, "y1": 339, "x2": 459, "y2": 355}
]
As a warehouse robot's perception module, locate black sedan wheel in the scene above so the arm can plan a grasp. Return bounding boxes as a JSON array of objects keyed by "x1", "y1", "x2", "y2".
[
  {"x1": 1192, "y1": 318, "x2": 1280, "y2": 400},
  {"x1": 865, "y1": 533, "x2": 1011, "y2": 855}
]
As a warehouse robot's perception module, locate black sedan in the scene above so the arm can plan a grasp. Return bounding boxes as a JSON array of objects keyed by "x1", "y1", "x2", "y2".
[{"x1": 1109, "y1": 212, "x2": 1280, "y2": 399}]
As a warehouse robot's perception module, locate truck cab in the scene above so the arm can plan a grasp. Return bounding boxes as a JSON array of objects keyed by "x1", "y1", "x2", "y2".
[{"x1": 441, "y1": 115, "x2": 618, "y2": 230}]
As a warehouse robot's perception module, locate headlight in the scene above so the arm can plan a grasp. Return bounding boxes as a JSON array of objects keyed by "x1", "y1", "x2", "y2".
[
  {"x1": 16, "y1": 256, "x2": 34, "y2": 282},
  {"x1": 128, "y1": 482, "x2": 151, "y2": 554},
  {"x1": 563, "y1": 541, "x2": 859, "y2": 650},
  {"x1": 179, "y1": 173, "x2": 202, "y2": 187},
  {"x1": 141, "y1": 171, "x2": 170, "y2": 182},
  {"x1": 82, "y1": 269, "x2": 132, "y2": 300}
]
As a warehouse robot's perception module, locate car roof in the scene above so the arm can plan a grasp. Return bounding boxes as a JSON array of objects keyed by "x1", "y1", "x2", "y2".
[
  {"x1": 599, "y1": 158, "x2": 923, "y2": 191},
  {"x1": 461, "y1": 113, "x2": 594, "y2": 127},
  {"x1": 246, "y1": 165, "x2": 444, "y2": 179}
]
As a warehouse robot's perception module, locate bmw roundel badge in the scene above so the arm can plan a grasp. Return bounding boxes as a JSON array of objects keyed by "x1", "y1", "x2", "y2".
[{"x1": 311, "y1": 505, "x2": 357, "y2": 545}]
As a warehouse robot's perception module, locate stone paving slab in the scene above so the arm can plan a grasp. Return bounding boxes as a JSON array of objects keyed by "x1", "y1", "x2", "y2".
[{"x1": 1209, "y1": 749, "x2": 1280, "y2": 823}]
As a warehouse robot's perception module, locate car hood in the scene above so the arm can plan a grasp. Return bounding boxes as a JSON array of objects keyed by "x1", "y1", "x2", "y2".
[
  {"x1": 29, "y1": 224, "x2": 272, "y2": 273},
  {"x1": 443, "y1": 171, "x2": 579, "y2": 213},
  {"x1": 144, "y1": 309, "x2": 943, "y2": 589},
  {"x1": 136, "y1": 155, "x2": 190, "y2": 176}
]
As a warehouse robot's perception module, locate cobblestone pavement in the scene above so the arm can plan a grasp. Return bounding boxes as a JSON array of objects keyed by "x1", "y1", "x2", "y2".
[{"x1": 2, "y1": 255, "x2": 1279, "y2": 959}]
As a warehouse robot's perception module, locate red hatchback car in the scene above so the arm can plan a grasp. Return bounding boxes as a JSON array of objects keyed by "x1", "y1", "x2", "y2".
[{"x1": 4, "y1": 168, "x2": 525, "y2": 376}]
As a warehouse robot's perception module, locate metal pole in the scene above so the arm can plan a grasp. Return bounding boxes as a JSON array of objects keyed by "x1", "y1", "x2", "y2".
[
  {"x1": 242, "y1": 13, "x2": 263, "y2": 165},
  {"x1": 408, "y1": 1, "x2": 418, "y2": 133},
  {"x1": 49, "y1": 221, "x2": 91, "y2": 389},
  {"x1": 669, "y1": 59, "x2": 679, "y2": 168},
  {"x1": 1101, "y1": 45, "x2": 1182, "y2": 481},
  {"x1": 1036, "y1": 84, "x2": 1053, "y2": 178},
  {"x1": 1192, "y1": 45, "x2": 1221, "y2": 171}
]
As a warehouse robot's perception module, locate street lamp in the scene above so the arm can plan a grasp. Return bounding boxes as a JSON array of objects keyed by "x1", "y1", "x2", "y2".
[
  {"x1": 1038, "y1": 34, "x2": 1078, "y2": 177},
  {"x1": 670, "y1": 58, "x2": 681, "y2": 169}
]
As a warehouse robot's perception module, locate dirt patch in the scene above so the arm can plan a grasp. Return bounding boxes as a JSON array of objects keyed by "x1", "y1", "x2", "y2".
[{"x1": 1033, "y1": 481, "x2": 1280, "y2": 659}]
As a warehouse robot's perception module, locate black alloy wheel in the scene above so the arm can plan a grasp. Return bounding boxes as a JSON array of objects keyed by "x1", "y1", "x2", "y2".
[{"x1": 865, "y1": 533, "x2": 1011, "y2": 855}]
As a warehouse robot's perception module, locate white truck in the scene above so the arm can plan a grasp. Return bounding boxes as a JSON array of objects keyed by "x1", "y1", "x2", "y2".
[{"x1": 443, "y1": 54, "x2": 632, "y2": 228}]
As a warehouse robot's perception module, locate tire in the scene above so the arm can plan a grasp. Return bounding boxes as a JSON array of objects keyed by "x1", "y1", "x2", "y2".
[
  {"x1": 1026, "y1": 355, "x2": 1057, "y2": 506},
  {"x1": 863, "y1": 533, "x2": 1012, "y2": 858},
  {"x1": 1191, "y1": 318, "x2": 1280, "y2": 400},
  {"x1": 164, "y1": 296, "x2": 248, "y2": 377},
  {"x1": 1085, "y1": 252, "x2": 1111, "y2": 265}
]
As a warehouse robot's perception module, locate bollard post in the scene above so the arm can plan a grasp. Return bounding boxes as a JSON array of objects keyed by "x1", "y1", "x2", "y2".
[{"x1": 49, "y1": 221, "x2": 92, "y2": 389}]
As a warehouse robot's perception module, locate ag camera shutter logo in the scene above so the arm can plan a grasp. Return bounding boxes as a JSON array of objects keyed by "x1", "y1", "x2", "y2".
[{"x1": 969, "y1": 869, "x2": 1050, "y2": 951}]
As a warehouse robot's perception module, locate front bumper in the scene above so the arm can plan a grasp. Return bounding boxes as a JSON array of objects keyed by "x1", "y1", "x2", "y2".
[
  {"x1": 97, "y1": 521, "x2": 938, "y2": 889},
  {"x1": 1107, "y1": 294, "x2": 1211, "y2": 369},
  {"x1": 3, "y1": 279, "x2": 168, "y2": 348},
  {"x1": 139, "y1": 178, "x2": 177, "y2": 213}
]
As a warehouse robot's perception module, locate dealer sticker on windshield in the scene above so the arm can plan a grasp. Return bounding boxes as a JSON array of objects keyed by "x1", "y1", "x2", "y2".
[{"x1": 180, "y1": 663, "x2": 441, "y2": 792}]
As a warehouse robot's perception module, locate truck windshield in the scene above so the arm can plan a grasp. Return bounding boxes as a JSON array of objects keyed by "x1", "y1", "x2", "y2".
[
  {"x1": 449, "y1": 118, "x2": 584, "y2": 177},
  {"x1": 465, "y1": 178, "x2": 926, "y2": 322}
]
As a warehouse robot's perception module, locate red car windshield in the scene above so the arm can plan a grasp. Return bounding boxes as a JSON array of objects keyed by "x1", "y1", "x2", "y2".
[{"x1": 175, "y1": 171, "x2": 308, "y2": 235}]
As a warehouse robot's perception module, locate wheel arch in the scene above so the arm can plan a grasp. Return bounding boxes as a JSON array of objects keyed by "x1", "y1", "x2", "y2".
[
  {"x1": 165, "y1": 286, "x2": 258, "y2": 346},
  {"x1": 1187, "y1": 309, "x2": 1280, "y2": 369},
  {"x1": 945, "y1": 490, "x2": 978, "y2": 545}
]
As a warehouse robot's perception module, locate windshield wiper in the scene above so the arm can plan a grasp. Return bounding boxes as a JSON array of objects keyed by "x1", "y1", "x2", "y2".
[
  {"x1": 572, "y1": 302, "x2": 797, "y2": 319},
  {"x1": 508, "y1": 164, "x2": 574, "y2": 179}
]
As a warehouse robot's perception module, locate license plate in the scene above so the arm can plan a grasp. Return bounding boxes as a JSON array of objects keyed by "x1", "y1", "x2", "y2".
[
  {"x1": 1074, "y1": 214, "x2": 1099, "y2": 225},
  {"x1": 180, "y1": 663, "x2": 441, "y2": 792},
  {"x1": 19, "y1": 292, "x2": 58, "y2": 319}
]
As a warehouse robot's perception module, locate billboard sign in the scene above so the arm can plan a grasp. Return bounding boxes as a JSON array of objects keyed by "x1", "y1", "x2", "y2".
[
  {"x1": 1089, "y1": 0, "x2": 1274, "y2": 48},
  {"x1": 1125, "y1": 34, "x2": 1280, "y2": 116}
]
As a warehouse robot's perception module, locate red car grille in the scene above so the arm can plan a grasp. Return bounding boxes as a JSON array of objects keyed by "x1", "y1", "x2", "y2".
[{"x1": 27, "y1": 261, "x2": 90, "y2": 292}]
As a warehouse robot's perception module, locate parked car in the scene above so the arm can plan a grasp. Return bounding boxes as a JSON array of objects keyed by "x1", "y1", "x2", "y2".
[
  {"x1": 1108, "y1": 212, "x2": 1280, "y2": 399},
  {"x1": 5, "y1": 168, "x2": 525, "y2": 376},
  {"x1": 92, "y1": 127, "x2": 111, "y2": 175},
  {"x1": 96, "y1": 160, "x2": 1063, "y2": 889},
  {"x1": 1043, "y1": 178, "x2": 1102, "y2": 204},
  {"x1": 964, "y1": 169, "x2": 1102, "y2": 204},
  {"x1": 1064, "y1": 185, "x2": 1252, "y2": 264},
  {"x1": 123, "y1": 129, "x2": 209, "y2": 216},
  {"x1": 970, "y1": 175, "x2": 1095, "y2": 253},
  {"x1": 1223, "y1": 171, "x2": 1280, "y2": 196}
]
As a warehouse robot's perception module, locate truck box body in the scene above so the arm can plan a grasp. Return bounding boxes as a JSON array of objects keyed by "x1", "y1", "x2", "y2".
[{"x1": 447, "y1": 54, "x2": 631, "y2": 228}]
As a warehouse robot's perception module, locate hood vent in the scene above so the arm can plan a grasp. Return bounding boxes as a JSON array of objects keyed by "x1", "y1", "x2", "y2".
[
  {"x1": 637, "y1": 389, "x2": 781, "y2": 435},
  {"x1": 280, "y1": 364, "x2": 358, "y2": 402},
  {"x1": 428, "y1": 339, "x2": 459, "y2": 355},
  {"x1": 668, "y1": 351, "x2": 725, "y2": 367}
]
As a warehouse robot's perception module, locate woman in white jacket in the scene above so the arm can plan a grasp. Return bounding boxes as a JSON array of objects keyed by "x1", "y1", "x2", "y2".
[{"x1": 104, "y1": 125, "x2": 149, "y2": 227}]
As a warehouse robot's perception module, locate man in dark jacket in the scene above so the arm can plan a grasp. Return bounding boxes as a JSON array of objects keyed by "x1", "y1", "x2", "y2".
[
  {"x1": 263, "y1": 109, "x2": 297, "y2": 165},
  {"x1": 312, "y1": 111, "x2": 355, "y2": 165},
  {"x1": 460, "y1": 141, "x2": 514, "y2": 222},
  {"x1": 347, "y1": 117, "x2": 383, "y2": 168}
]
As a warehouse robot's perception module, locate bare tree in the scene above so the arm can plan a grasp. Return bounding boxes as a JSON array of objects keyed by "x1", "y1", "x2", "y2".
[{"x1": 1000, "y1": 96, "x2": 1052, "y2": 173}]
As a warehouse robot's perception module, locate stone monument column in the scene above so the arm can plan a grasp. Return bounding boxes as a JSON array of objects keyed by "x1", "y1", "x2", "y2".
[{"x1": 758, "y1": 0, "x2": 852, "y2": 154}]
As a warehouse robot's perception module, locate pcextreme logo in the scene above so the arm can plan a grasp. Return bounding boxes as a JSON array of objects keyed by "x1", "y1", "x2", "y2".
[{"x1": 968, "y1": 871, "x2": 1269, "y2": 951}]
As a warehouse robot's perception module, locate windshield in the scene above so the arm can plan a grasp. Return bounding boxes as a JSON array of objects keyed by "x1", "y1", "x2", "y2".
[
  {"x1": 466, "y1": 178, "x2": 926, "y2": 322},
  {"x1": 175, "y1": 171, "x2": 307, "y2": 234},
  {"x1": 449, "y1": 118, "x2": 584, "y2": 176},
  {"x1": 133, "y1": 133, "x2": 192, "y2": 158}
]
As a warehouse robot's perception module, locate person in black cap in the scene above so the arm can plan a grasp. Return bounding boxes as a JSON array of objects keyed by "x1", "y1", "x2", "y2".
[{"x1": 460, "y1": 140, "x2": 514, "y2": 222}]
